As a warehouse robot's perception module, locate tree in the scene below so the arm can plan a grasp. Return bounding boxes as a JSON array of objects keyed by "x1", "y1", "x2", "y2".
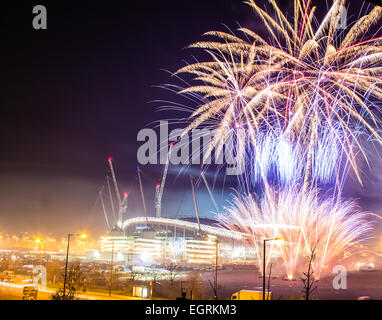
[
  {"x1": 51, "y1": 264, "x2": 83, "y2": 300},
  {"x1": 147, "y1": 269, "x2": 162, "y2": 296},
  {"x1": 300, "y1": 243, "x2": 318, "y2": 300},
  {"x1": 164, "y1": 262, "x2": 178, "y2": 286},
  {"x1": 128, "y1": 265, "x2": 139, "y2": 281}
]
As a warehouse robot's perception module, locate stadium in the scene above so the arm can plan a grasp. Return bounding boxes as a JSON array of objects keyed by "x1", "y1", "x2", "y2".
[{"x1": 91, "y1": 216, "x2": 257, "y2": 266}]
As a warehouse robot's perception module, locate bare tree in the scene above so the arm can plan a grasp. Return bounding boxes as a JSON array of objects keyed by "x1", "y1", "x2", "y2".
[
  {"x1": 51, "y1": 264, "x2": 83, "y2": 300},
  {"x1": 129, "y1": 269, "x2": 139, "y2": 282},
  {"x1": 147, "y1": 269, "x2": 162, "y2": 297},
  {"x1": 164, "y1": 262, "x2": 178, "y2": 286},
  {"x1": 208, "y1": 279, "x2": 217, "y2": 300},
  {"x1": 300, "y1": 243, "x2": 318, "y2": 300},
  {"x1": 148, "y1": 269, "x2": 161, "y2": 285}
]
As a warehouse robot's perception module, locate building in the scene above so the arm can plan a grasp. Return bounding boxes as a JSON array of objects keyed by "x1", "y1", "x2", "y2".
[{"x1": 92, "y1": 217, "x2": 258, "y2": 265}]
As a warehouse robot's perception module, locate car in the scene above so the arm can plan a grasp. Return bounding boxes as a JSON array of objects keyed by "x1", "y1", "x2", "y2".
[
  {"x1": 357, "y1": 262, "x2": 375, "y2": 272},
  {"x1": 21, "y1": 279, "x2": 34, "y2": 284},
  {"x1": 357, "y1": 296, "x2": 372, "y2": 300}
]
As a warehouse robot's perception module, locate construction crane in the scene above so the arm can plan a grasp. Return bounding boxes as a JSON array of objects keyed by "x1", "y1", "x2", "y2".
[
  {"x1": 108, "y1": 157, "x2": 122, "y2": 205},
  {"x1": 107, "y1": 157, "x2": 127, "y2": 227},
  {"x1": 106, "y1": 175, "x2": 117, "y2": 223},
  {"x1": 120, "y1": 192, "x2": 128, "y2": 223},
  {"x1": 201, "y1": 171, "x2": 219, "y2": 213},
  {"x1": 154, "y1": 143, "x2": 173, "y2": 218},
  {"x1": 98, "y1": 187, "x2": 111, "y2": 230},
  {"x1": 137, "y1": 166, "x2": 148, "y2": 219},
  {"x1": 155, "y1": 183, "x2": 160, "y2": 207},
  {"x1": 190, "y1": 175, "x2": 201, "y2": 233}
]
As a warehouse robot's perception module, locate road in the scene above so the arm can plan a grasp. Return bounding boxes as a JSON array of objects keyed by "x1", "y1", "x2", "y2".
[
  {"x1": 2, "y1": 268, "x2": 381, "y2": 300},
  {"x1": 0, "y1": 282, "x2": 143, "y2": 300}
]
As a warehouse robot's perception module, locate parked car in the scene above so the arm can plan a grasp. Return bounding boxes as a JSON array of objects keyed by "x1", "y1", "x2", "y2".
[{"x1": 357, "y1": 296, "x2": 372, "y2": 300}]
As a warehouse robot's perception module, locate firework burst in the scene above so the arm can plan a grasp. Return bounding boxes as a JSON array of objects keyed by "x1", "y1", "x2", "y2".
[
  {"x1": 176, "y1": 0, "x2": 382, "y2": 185},
  {"x1": 219, "y1": 186, "x2": 373, "y2": 277}
]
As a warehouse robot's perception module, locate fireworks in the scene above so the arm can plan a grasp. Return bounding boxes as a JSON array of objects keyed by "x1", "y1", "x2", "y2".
[
  {"x1": 247, "y1": 123, "x2": 351, "y2": 188},
  {"x1": 169, "y1": 0, "x2": 382, "y2": 279},
  {"x1": 219, "y1": 186, "x2": 373, "y2": 277},
  {"x1": 176, "y1": 0, "x2": 382, "y2": 185}
]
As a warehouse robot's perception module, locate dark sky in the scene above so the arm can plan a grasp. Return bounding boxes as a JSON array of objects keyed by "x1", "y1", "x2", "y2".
[{"x1": 1, "y1": 0, "x2": 382, "y2": 238}]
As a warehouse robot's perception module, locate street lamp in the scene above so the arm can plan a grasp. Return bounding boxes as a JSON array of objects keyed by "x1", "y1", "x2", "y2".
[
  {"x1": 63, "y1": 233, "x2": 86, "y2": 297},
  {"x1": 109, "y1": 238, "x2": 115, "y2": 297},
  {"x1": 262, "y1": 237, "x2": 283, "y2": 300},
  {"x1": 214, "y1": 237, "x2": 218, "y2": 300},
  {"x1": 35, "y1": 237, "x2": 46, "y2": 266},
  {"x1": 207, "y1": 235, "x2": 218, "y2": 300},
  {"x1": 11, "y1": 255, "x2": 17, "y2": 278}
]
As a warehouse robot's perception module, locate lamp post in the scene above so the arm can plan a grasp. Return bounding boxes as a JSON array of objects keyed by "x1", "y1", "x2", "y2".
[
  {"x1": 262, "y1": 237, "x2": 283, "y2": 300},
  {"x1": 207, "y1": 235, "x2": 218, "y2": 299},
  {"x1": 11, "y1": 255, "x2": 17, "y2": 279},
  {"x1": 35, "y1": 237, "x2": 45, "y2": 266},
  {"x1": 214, "y1": 238, "x2": 218, "y2": 300},
  {"x1": 109, "y1": 239, "x2": 114, "y2": 297},
  {"x1": 63, "y1": 233, "x2": 86, "y2": 297}
]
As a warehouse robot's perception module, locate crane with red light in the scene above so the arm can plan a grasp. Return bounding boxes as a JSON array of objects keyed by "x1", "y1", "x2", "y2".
[{"x1": 106, "y1": 176, "x2": 117, "y2": 223}]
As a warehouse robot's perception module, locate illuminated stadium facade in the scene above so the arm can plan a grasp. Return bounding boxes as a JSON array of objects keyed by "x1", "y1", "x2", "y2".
[{"x1": 96, "y1": 217, "x2": 258, "y2": 265}]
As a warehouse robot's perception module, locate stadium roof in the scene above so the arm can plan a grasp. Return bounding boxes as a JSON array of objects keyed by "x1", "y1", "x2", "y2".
[{"x1": 122, "y1": 217, "x2": 247, "y2": 240}]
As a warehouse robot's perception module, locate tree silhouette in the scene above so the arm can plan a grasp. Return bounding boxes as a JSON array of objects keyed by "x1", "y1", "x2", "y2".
[
  {"x1": 51, "y1": 264, "x2": 83, "y2": 300},
  {"x1": 301, "y1": 243, "x2": 318, "y2": 300}
]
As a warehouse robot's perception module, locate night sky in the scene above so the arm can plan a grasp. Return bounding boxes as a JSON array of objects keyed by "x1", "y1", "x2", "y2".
[{"x1": 1, "y1": 0, "x2": 382, "y2": 238}]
